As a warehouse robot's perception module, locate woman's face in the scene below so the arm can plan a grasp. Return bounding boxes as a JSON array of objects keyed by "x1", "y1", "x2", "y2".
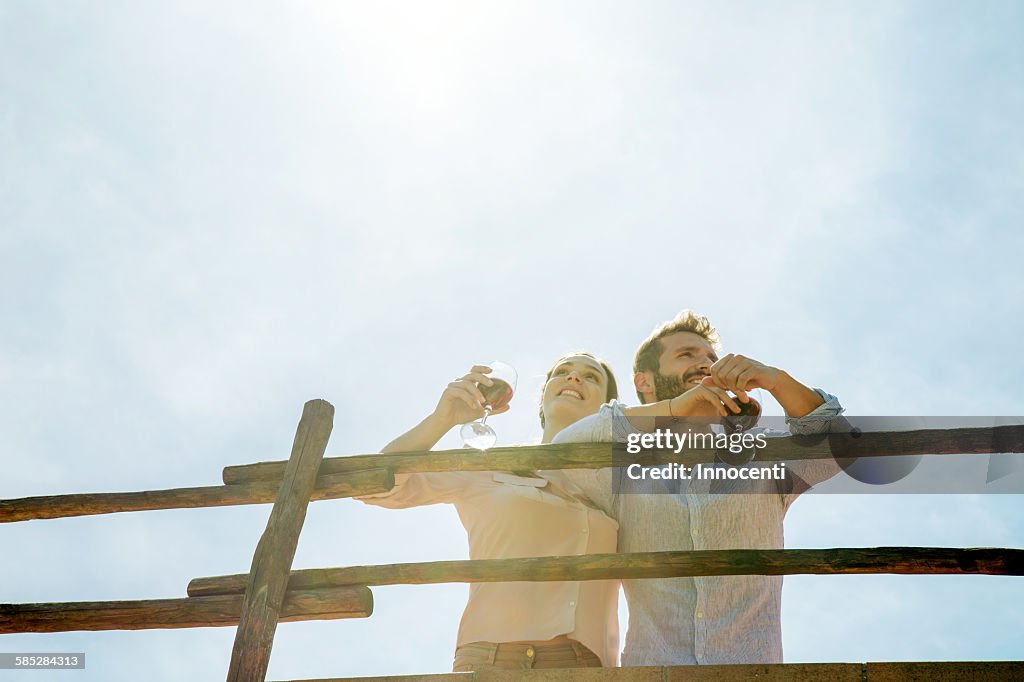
[{"x1": 541, "y1": 355, "x2": 610, "y2": 430}]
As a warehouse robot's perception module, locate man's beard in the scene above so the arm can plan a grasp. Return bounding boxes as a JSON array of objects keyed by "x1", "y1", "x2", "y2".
[{"x1": 653, "y1": 371, "x2": 706, "y2": 402}]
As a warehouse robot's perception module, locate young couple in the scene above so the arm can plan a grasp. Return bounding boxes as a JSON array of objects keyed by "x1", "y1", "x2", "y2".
[{"x1": 359, "y1": 310, "x2": 843, "y2": 671}]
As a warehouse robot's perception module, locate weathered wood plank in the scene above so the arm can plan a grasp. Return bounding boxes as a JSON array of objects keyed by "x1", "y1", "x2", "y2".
[
  {"x1": 227, "y1": 399, "x2": 335, "y2": 682},
  {"x1": 664, "y1": 664, "x2": 864, "y2": 682},
  {"x1": 274, "y1": 677, "x2": 471, "y2": 682},
  {"x1": 0, "y1": 469, "x2": 393, "y2": 523},
  {"x1": 867, "y1": 661, "x2": 1024, "y2": 681},
  {"x1": 187, "y1": 547, "x2": 1024, "y2": 598},
  {"x1": 473, "y1": 670, "x2": 663, "y2": 682},
  {"x1": 268, "y1": 661, "x2": 1024, "y2": 682},
  {"x1": 225, "y1": 442, "x2": 615, "y2": 485},
  {"x1": 474, "y1": 671, "x2": 663, "y2": 682},
  {"x1": 222, "y1": 425, "x2": 1024, "y2": 485},
  {"x1": 0, "y1": 587, "x2": 372, "y2": 633}
]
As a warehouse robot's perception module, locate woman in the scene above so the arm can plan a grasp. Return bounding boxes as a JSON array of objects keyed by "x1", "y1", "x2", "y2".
[{"x1": 358, "y1": 352, "x2": 620, "y2": 671}]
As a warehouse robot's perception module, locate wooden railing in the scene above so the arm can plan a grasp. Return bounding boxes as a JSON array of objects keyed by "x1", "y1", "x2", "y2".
[{"x1": 2, "y1": 400, "x2": 1022, "y2": 681}]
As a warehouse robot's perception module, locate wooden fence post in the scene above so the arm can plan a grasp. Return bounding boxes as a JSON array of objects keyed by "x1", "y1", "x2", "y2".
[{"x1": 226, "y1": 399, "x2": 334, "y2": 682}]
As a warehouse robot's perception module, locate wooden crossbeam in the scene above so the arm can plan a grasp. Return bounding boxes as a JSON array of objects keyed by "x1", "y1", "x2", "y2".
[
  {"x1": 187, "y1": 546, "x2": 1024, "y2": 598},
  {"x1": 0, "y1": 587, "x2": 372, "y2": 633},
  {"x1": 268, "y1": 661, "x2": 1024, "y2": 682},
  {"x1": 221, "y1": 425, "x2": 1024, "y2": 486},
  {"x1": 0, "y1": 469, "x2": 393, "y2": 523},
  {"x1": 227, "y1": 399, "x2": 335, "y2": 682},
  {"x1": 5, "y1": 425, "x2": 1018, "y2": 523}
]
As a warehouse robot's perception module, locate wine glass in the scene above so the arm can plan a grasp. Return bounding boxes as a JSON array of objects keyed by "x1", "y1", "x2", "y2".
[
  {"x1": 722, "y1": 387, "x2": 765, "y2": 434},
  {"x1": 460, "y1": 361, "x2": 517, "y2": 450},
  {"x1": 718, "y1": 387, "x2": 766, "y2": 466}
]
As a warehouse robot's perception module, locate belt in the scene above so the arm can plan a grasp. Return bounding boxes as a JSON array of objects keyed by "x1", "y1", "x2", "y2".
[{"x1": 453, "y1": 637, "x2": 602, "y2": 671}]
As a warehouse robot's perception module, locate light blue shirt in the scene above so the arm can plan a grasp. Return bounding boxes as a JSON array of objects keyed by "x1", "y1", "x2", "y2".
[{"x1": 549, "y1": 390, "x2": 843, "y2": 666}]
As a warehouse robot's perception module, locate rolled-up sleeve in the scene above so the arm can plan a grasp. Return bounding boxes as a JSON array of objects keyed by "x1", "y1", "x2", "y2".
[
  {"x1": 785, "y1": 389, "x2": 843, "y2": 435},
  {"x1": 782, "y1": 389, "x2": 844, "y2": 505}
]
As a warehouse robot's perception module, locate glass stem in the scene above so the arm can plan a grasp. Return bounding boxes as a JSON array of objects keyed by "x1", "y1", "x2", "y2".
[{"x1": 480, "y1": 408, "x2": 492, "y2": 426}]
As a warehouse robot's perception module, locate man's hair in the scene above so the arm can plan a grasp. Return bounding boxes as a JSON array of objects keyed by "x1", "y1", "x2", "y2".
[
  {"x1": 539, "y1": 351, "x2": 619, "y2": 428},
  {"x1": 633, "y1": 310, "x2": 720, "y2": 401}
]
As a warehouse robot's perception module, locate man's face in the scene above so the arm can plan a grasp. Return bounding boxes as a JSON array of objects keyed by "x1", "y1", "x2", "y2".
[{"x1": 641, "y1": 331, "x2": 719, "y2": 402}]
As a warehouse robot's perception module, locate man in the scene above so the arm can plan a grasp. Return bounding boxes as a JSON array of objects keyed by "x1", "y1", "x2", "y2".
[{"x1": 550, "y1": 310, "x2": 843, "y2": 666}]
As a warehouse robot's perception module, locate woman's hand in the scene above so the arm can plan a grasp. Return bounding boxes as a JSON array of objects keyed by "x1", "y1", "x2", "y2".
[
  {"x1": 432, "y1": 365, "x2": 511, "y2": 429},
  {"x1": 381, "y1": 364, "x2": 513, "y2": 453}
]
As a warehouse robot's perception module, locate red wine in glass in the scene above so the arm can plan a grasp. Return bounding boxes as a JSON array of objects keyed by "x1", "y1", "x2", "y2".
[
  {"x1": 480, "y1": 378, "x2": 514, "y2": 411},
  {"x1": 460, "y1": 361, "x2": 518, "y2": 450},
  {"x1": 717, "y1": 390, "x2": 765, "y2": 466},
  {"x1": 722, "y1": 393, "x2": 762, "y2": 434}
]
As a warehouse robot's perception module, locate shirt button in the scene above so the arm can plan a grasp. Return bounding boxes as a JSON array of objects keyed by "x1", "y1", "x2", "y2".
[
  {"x1": 525, "y1": 646, "x2": 535, "y2": 658},
  {"x1": 569, "y1": 601, "x2": 576, "y2": 606},
  {"x1": 692, "y1": 527, "x2": 699, "y2": 535},
  {"x1": 697, "y1": 612, "x2": 704, "y2": 619},
  {"x1": 582, "y1": 528, "x2": 589, "y2": 533}
]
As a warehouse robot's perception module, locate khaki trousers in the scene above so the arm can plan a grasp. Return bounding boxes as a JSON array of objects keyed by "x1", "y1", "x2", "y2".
[{"x1": 453, "y1": 637, "x2": 602, "y2": 672}]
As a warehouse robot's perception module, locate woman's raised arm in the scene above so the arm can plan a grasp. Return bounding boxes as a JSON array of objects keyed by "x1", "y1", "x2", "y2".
[{"x1": 381, "y1": 364, "x2": 509, "y2": 453}]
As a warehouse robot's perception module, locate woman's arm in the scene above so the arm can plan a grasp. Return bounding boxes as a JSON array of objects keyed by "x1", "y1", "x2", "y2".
[
  {"x1": 381, "y1": 364, "x2": 509, "y2": 453},
  {"x1": 382, "y1": 412, "x2": 459, "y2": 453}
]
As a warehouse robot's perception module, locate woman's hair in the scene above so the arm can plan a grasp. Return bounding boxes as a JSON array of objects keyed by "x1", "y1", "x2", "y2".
[{"x1": 539, "y1": 351, "x2": 619, "y2": 427}]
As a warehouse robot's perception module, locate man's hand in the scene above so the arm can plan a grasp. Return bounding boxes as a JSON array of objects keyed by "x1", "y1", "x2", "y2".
[
  {"x1": 669, "y1": 376, "x2": 746, "y2": 418},
  {"x1": 432, "y1": 365, "x2": 511, "y2": 428},
  {"x1": 709, "y1": 354, "x2": 781, "y2": 396},
  {"x1": 711, "y1": 354, "x2": 824, "y2": 418}
]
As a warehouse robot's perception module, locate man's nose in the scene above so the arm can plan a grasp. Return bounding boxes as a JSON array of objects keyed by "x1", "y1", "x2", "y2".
[{"x1": 565, "y1": 371, "x2": 583, "y2": 383}]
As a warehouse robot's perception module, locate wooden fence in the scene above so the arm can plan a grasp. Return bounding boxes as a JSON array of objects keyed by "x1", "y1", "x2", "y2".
[{"x1": 2, "y1": 400, "x2": 1022, "y2": 681}]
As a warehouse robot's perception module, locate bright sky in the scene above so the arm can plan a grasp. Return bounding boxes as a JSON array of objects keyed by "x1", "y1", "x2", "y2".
[{"x1": 2, "y1": 2, "x2": 1023, "y2": 680}]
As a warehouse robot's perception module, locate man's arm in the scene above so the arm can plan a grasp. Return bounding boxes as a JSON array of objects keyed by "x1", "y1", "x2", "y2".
[
  {"x1": 785, "y1": 389, "x2": 843, "y2": 434},
  {"x1": 614, "y1": 357, "x2": 825, "y2": 421},
  {"x1": 778, "y1": 389, "x2": 845, "y2": 505},
  {"x1": 709, "y1": 354, "x2": 823, "y2": 417},
  {"x1": 761, "y1": 370, "x2": 825, "y2": 418}
]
